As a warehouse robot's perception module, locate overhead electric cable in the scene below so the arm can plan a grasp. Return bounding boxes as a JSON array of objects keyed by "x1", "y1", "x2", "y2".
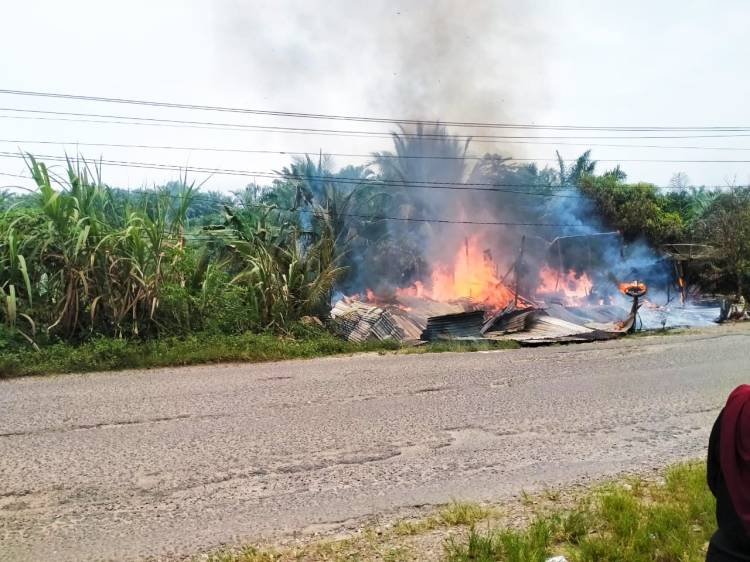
[
  {"x1": 1, "y1": 88, "x2": 749, "y2": 132},
  {"x1": 6, "y1": 138, "x2": 750, "y2": 163},
  {"x1": 0, "y1": 152, "x2": 742, "y2": 192},
  {"x1": 9, "y1": 184, "x2": 603, "y2": 230},
  {"x1": 5, "y1": 108, "x2": 750, "y2": 141}
]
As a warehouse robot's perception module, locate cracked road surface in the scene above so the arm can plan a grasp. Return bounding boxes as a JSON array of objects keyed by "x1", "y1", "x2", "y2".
[{"x1": 1, "y1": 325, "x2": 749, "y2": 561}]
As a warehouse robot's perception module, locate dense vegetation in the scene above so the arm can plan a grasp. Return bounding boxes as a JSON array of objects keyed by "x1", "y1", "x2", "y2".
[
  {"x1": 0, "y1": 156, "x2": 346, "y2": 350},
  {"x1": 1, "y1": 128, "x2": 748, "y2": 370}
]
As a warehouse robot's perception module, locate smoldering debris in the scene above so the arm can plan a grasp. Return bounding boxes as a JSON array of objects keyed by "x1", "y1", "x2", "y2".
[{"x1": 330, "y1": 231, "x2": 722, "y2": 346}]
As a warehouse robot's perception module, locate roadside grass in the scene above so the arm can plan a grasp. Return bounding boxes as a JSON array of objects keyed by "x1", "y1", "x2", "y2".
[
  {"x1": 439, "y1": 501, "x2": 494, "y2": 526},
  {"x1": 199, "y1": 462, "x2": 713, "y2": 562},
  {"x1": 0, "y1": 331, "x2": 519, "y2": 378},
  {"x1": 0, "y1": 330, "x2": 400, "y2": 377},
  {"x1": 393, "y1": 501, "x2": 494, "y2": 537},
  {"x1": 445, "y1": 463, "x2": 714, "y2": 562}
]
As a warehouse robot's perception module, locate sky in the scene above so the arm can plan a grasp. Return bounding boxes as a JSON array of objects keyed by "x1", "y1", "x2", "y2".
[{"x1": 1, "y1": 0, "x2": 750, "y2": 192}]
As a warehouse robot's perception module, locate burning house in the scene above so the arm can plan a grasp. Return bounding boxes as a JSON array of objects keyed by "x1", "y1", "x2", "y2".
[
  {"x1": 332, "y1": 230, "x2": 719, "y2": 345},
  {"x1": 330, "y1": 127, "x2": 722, "y2": 344}
]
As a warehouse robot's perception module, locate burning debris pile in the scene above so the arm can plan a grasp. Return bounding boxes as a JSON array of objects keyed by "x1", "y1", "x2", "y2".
[
  {"x1": 331, "y1": 231, "x2": 722, "y2": 347},
  {"x1": 327, "y1": 126, "x2": 726, "y2": 345}
]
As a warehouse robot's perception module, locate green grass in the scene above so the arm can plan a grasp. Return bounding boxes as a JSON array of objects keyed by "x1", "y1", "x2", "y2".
[
  {"x1": 0, "y1": 330, "x2": 400, "y2": 377},
  {"x1": 197, "y1": 463, "x2": 714, "y2": 561},
  {"x1": 439, "y1": 501, "x2": 494, "y2": 526},
  {"x1": 445, "y1": 463, "x2": 714, "y2": 562},
  {"x1": 0, "y1": 329, "x2": 520, "y2": 378},
  {"x1": 392, "y1": 501, "x2": 494, "y2": 537}
]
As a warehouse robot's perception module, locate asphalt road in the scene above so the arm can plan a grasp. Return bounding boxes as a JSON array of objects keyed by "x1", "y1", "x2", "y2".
[{"x1": 1, "y1": 325, "x2": 749, "y2": 561}]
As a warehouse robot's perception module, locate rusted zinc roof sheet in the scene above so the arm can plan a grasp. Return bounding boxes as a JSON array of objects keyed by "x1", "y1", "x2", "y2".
[
  {"x1": 487, "y1": 313, "x2": 593, "y2": 343},
  {"x1": 420, "y1": 310, "x2": 486, "y2": 341},
  {"x1": 396, "y1": 296, "x2": 473, "y2": 328},
  {"x1": 333, "y1": 296, "x2": 634, "y2": 346},
  {"x1": 486, "y1": 311, "x2": 628, "y2": 345},
  {"x1": 371, "y1": 308, "x2": 424, "y2": 342},
  {"x1": 331, "y1": 299, "x2": 423, "y2": 343},
  {"x1": 481, "y1": 304, "x2": 537, "y2": 335}
]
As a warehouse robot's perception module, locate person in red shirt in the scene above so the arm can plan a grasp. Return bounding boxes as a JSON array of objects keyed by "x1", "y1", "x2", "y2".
[{"x1": 707, "y1": 385, "x2": 750, "y2": 561}]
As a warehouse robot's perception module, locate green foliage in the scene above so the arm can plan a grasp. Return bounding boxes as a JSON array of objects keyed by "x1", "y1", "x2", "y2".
[
  {"x1": 694, "y1": 188, "x2": 750, "y2": 295},
  {"x1": 0, "y1": 326, "x2": 400, "y2": 377},
  {"x1": 574, "y1": 164, "x2": 750, "y2": 297},
  {"x1": 439, "y1": 501, "x2": 492, "y2": 526},
  {"x1": 5, "y1": 137, "x2": 750, "y2": 362},
  {"x1": 558, "y1": 149, "x2": 598, "y2": 187},
  {"x1": 578, "y1": 174, "x2": 686, "y2": 244},
  {"x1": 0, "y1": 154, "x2": 344, "y2": 347}
]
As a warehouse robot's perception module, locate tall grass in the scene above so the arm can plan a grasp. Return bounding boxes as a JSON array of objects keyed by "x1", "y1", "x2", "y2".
[{"x1": 0, "y1": 154, "x2": 344, "y2": 348}]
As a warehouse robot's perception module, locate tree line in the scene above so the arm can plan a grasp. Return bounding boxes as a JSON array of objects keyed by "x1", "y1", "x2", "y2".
[{"x1": 1, "y1": 126, "x2": 748, "y2": 349}]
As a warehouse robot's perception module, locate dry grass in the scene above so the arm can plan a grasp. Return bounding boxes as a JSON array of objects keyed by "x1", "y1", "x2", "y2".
[{"x1": 197, "y1": 462, "x2": 713, "y2": 562}]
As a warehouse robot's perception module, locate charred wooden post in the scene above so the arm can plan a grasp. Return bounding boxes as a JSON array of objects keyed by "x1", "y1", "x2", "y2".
[
  {"x1": 514, "y1": 235, "x2": 526, "y2": 308},
  {"x1": 555, "y1": 239, "x2": 564, "y2": 291}
]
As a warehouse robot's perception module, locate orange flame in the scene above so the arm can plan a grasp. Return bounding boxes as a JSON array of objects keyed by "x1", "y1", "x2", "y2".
[
  {"x1": 619, "y1": 281, "x2": 647, "y2": 297},
  {"x1": 396, "y1": 235, "x2": 515, "y2": 309},
  {"x1": 536, "y1": 266, "x2": 593, "y2": 305}
]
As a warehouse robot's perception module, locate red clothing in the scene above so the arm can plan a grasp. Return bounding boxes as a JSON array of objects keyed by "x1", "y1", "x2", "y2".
[{"x1": 720, "y1": 385, "x2": 750, "y2": 535}]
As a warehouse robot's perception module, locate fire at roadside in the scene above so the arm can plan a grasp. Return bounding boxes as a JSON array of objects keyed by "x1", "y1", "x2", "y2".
[{"x1": 330, "y1": 233, "x2": 734, "y2": 347}]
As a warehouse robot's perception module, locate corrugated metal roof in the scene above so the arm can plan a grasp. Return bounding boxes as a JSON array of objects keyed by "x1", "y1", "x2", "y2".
[
  {"x1": 489, "y1": 313, "x2": 594, "y2": 343},
  {"x1": 421, "y1": 310, "x2": 485, "y2": 341},
  {"x1": 333, "y1": 297, "x2": 634, "y2": 346},
  {"x1": 331, "y1": 300, "x2": 424, "y2": 343},
  {"x1": 481, "y1": 306, "x2": 538, "y2": 335}
]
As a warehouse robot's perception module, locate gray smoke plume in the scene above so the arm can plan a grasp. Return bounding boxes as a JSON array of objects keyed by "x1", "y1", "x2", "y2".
[
  {"x1": 212, "y1": 2, "x2": 712, "y2": 326},
  {"x1": 212, "y1": 0, "x2": 549, "y2": 144}
]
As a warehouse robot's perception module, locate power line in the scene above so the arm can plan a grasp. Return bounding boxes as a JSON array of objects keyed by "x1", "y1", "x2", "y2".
[
  {"x1": 6, "y1": 182, "x2": 602, "y2": 230},
  {"x1": 1, "y1": 152, "x2": 742, "y2": 193},
  {"x1": 6, "y1": 138, "x2": 750, "y2": 163},
  {"x1": 7, "y1": 131, "x2": 750, "y2": 155},
  {"x1": 5, "y1": 107, "x2": 750, "y2": 141},
  {"x1": 0, "y1": 157, "x2": 581, "y2": 199},
  {"x1": 0, "y1": 151, "x2": 581, "y2": 194},
  {"x1": 0, "y1": 138, "x2": 579, "y2": 162},
  {"x1": 0, "y1": 171, "x2": 29, "y2": 179},
  {"x1": 0, "y1": 168, "x2": 581, "y2": 200},
  {"x1": 1, "y1": 88, "x2": 748, "y2": 132}
]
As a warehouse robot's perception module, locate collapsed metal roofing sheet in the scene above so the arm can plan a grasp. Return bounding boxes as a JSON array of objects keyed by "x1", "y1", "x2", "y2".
[
  {"x1": 488, "y1": 312, "x2": 594, "y2": 343},
  {"x1": 481, "y1": 306, "x2": 537, "y2": 335},
  {"x1": 420, "y1": 310, "x2": 486, "y2": 341},
  {"x1": 331, "y1": 299, "x2": 423, "y2": 343}
]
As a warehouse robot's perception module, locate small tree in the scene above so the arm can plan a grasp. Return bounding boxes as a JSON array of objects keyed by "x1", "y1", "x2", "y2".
[
  {"x1": 695, "y1": 188, "x2": 750, "y2": 297},
  {"x1": 578, "y1": 174, "x2": 685, "y2": 244}
]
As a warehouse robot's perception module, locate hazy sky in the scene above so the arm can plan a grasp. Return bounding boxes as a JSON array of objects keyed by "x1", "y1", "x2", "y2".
[{"x1": 1, "y1": 0, "x2": 749, "y2": 191}]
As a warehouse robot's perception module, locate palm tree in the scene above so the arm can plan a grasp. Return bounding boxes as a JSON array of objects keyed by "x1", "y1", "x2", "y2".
[
  {"x1": 557, "y1": 150, "x2": 597, "y2": 186},
  {"x1": 373, "y1": 123, "x2": 470, "y2": 186}
]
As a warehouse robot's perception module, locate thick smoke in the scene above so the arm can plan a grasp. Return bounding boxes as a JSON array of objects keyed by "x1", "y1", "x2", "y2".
[
  {"x1": 213, "y1": 2, "x2": 706, "y2": 324},
  {"x1": 213, "y1": 0, "x2": 549, "y2": 139}
]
